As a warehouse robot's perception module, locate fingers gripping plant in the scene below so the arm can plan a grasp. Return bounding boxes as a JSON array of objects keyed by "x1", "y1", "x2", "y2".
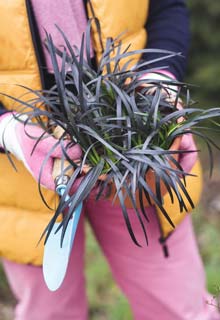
[{"x1": 12, "y1": 23, "x2": 220, "y2": 247}]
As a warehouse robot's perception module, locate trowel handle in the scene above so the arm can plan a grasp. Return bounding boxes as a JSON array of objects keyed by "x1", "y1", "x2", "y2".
[{"x1": 52, "y1": 126, "x2": 73, "y2": 189}]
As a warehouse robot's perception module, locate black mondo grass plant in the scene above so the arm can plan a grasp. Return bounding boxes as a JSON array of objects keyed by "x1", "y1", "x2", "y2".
[{"x1": 9, "y1": 23, "x2": 220, "y2": 249}]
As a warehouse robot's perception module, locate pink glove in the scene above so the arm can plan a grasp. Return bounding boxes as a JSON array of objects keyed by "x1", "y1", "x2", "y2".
[
  {"x1": 178, "y1": 133, "x2": 198, "y2": 173},
  {"x1": 138, "y1": 71, "x2": 198, "y2": 174},
  {"x1": 175, "y1": 100, "x2": 198, "y2": 173},
  {"x1": 0, "y1": 113, "x2": 82, "y2": 190}
]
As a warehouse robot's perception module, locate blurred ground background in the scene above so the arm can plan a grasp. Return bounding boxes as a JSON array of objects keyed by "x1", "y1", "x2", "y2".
[{"x1": 1, "y1": 1, "x2": 220, "y2": 319}]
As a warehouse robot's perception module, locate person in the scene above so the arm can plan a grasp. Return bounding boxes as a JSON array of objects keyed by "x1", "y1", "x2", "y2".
[{"x1": 0, "y1": 1, "x2": 219, "y2": 319}]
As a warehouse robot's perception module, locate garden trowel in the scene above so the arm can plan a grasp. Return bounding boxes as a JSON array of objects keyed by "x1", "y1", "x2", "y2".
[{"x1": 43, "y1": 125, "x2": 82, "y2": 291}]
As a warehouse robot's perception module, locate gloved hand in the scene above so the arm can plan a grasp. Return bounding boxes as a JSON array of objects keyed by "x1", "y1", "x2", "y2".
[
  {"x1": 178, "y1": 133, "x2": 198, "y2": 173},
  {"x1": 140, "y1": 71, "x2": 198, "y2": 173},
  {"x1": 138, "y1": 70, "x2": 178, "y2": 102},
  {"x1": 175, "y1": 100, "x2": 198, "y2": 174},
  {"x1": 0, "y1": 112, "x2": 82, "y2": 190}
]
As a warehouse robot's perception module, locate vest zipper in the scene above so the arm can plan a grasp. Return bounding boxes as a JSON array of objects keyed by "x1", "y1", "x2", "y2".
[
  {"x1": 25, "y1": 0, "x2": 46, "y2": 89},
  {"x1": 154, "y1": 211, "x2": 172, "y2": 258}
]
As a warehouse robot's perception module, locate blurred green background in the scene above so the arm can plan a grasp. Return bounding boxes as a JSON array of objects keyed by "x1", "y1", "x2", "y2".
[
  {"x1": 187, "y1": 1, "x2": 220, "y2": 107},
  {"x1": 1, "y1": 1, "x2": 220, "y2": 319}
]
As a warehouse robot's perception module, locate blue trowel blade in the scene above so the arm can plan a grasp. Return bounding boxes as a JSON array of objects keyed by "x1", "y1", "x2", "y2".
[{"x1": 43, "y1": 202, "x2": 82, "y2": 291}]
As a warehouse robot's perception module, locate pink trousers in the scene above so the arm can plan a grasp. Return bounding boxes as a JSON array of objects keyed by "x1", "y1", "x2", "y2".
[{"x1": 2, "y1": 199, "x2": 220, "y2": 320}]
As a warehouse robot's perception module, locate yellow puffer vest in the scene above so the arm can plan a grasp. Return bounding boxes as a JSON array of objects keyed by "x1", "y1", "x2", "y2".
[{"x1": 0, "y1": 0, "x2": 202, "y2": 265}]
